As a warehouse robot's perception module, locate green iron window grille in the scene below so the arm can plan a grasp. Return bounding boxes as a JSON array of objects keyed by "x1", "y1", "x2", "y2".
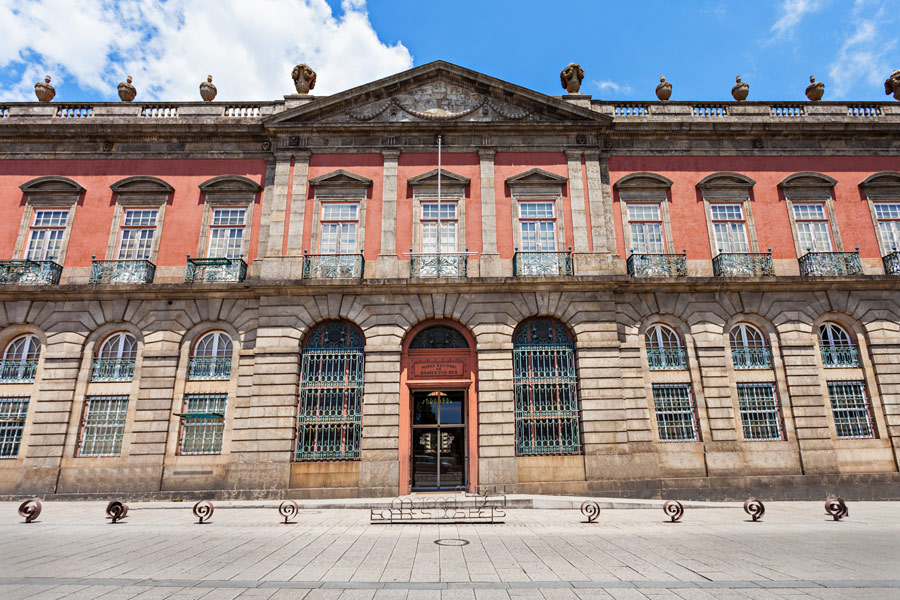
[
  {"x1": 731, "y1": 347, "x2": 773, "y2": 369},
  {"x1": 188, "y1": 357, "x2": 232, "y2": 380},
  {"x1": 798, "y1": 251, "x2": 863, "y2": 277},
  {"x1": 409, "y1": 325, "x2": 469, "y2": 349},
  {"x1": 296, "y1": 321, "x2": 364, "y2": 461},
  {"x1": 513, "y1": 317, "x2": 581, "y2": 456},
  {"x1": 0, "y1": 397, "x2": 28, "y2": 458},
  {"x1": 883, "y1": 251, "x2": 900, "y2": 275},
  {"x1": 409, "y1": 252, "x2": 468, "y2": 278},
  {"x1": 737, "y1": 383, "x2": 784, "y2": 441},
  {"x1": 0, "y1": 360, "x2": 37, "y2": 383},
  {"x1": 302, "y1": 253, "x2": 364, "y2": 279},
  {"x1": 177, "y1": 394, "x2": 226, "y2": 455},
  {"x1": 626, "y1": 253, "x2": 687, "y2": 278},
  {"x1": 77, "y1": 395, "x2": 128, "y2": 457},
  {"x1": 185, "y1": 257, "x2": 247, "y2": 283},
  {"x1": 0, "y1": 260, "x2": 62, "y2": 285},
  {"x1": 645, "y1": 324, "x2": 687, "y2": 370},
  {"x1": 513, "y1": 249, "x2": 574, "y2": 277},
  {"x1": 820, "y1": 345, "x2": 859, "y2": 368},
  {"x1": 712, "y1": 252, "x2": 775, "y2": 277},
  {"x1": 89, "y1": 259, "x2": 156, "y2": 284},
  {"x1": 91, "y1": 359, "x2": 135, "y2": 382},
  {"x1": 652, "y1": 384, "x2": 699, "y2": 442},
  {"x1": 827, "y1": 381, "x2": 875, "y2": 439}
]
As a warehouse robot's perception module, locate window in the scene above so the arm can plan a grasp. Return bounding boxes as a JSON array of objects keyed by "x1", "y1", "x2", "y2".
[
  {"x1": 117, "y1": 209, "x2": 159, "y2": 260},
  {"x1": 92, "y1": 333, "x2": 137, "y2": 382},
  {"x1": 793, "y1": 203, "x2": 833, "y2": 252},
  {"x1": 77, "y1": 395, "x2": 128, "y2": 456},
  {"x1": 652, "y1": 384, "x2": 699, "y2": 442},
  {"x1": 645, "y1": 324, "x2": 686, "y2": 370},
  {"x1": 207, "y1": 208, "x2": 246, "y2": 259},
  {"x1": 189, "y1": 331, "x2": 232, "y2": 380},
  {"x1": 874, "y1": 203, "x2": 900, "y2": 253},
  {"x1": 0, "y1": 397, "x2": 28, "y2": 458},
  {"x1": 737, "y1": 384, "x2": 784, "y2": 441},
  {"x1": 519, "y1": 202, "x2": 557, "y2": 252},
  {"x1": 319, "y1": 203, "x2": 359, "y2": 255},
  {"x1": 818, "y1": 323, "x2": 858, "y2": 368},
  {"x1": 0, "y1": 335, "x2": 40, "y2": 383},
  {"x1": 513, "y1": 317, "x2": 580, "y2": 456},
  {"x1": 25, "y1": 210, "x2": 68, "y2": 261},
  {"x1": 296, "y1": 321, "x2": 364, "y2": 461},
  {"x1": 729, "y1": 324, "x2": 771, "y2": 369},
  {"x1": 827, "y1": 381, "x2": 875, "y2": 439},
  {"x1": 421, "y1": 202, "x2": 458, "y2": 253},
  {"x1": 627, "y1": 203, "x2": 664, "y2": 254},
  {"x1": 710, "y1": 204, "x2": 749, "y2": 253},
  {"x1": 178, "y1": 394, "x2": 226, "y2": 455}
]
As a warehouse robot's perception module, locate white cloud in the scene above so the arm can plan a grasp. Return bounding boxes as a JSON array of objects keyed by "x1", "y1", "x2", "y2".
[
  {"x1": 827, "y1": 0, "x2": 898, "y2": 98},
  {"x1": 770, "y1": 0, "x2": 821, "y2": 39},
  {"x1": 0, "y1": 0, "x2": 413, "y2": 101},
  {"x1": 593, "y1": 80, "x2": 632, "y2": 95}
]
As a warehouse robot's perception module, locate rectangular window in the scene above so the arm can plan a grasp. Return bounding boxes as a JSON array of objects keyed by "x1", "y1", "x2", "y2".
[
  {"x1": 627, "y1": 203, "x2": 664, "y2": 254},
  {"x1": 793, "y1": 203, "x2": 833, "y2": 252},
  {"x1": 737, "y1": 383, "x2": 784, "y2": 441},
  {"x1": 117, "y1": 209, "x2": 159, "y2": 260},
  {"x1": 25, "y1": 209, "x2": 69, "y2": 261},
  {"x1": 0, "y1": 397, "x2": 28, "y2": 459},
  {"x1": 710, "y1": 204, "x2": 749, "y2": 253},
  {"x1": 420, "y1": 202, "x2": 458, "y2": 253},
  {"x1": 827, "y1": 381, "x2": 875, "y2": 439},
  {"x1": 652, "y1": 384, "x2": 699, "y2": 442},
  {"x1": 207, "y1": 208, "x2": 246, "y2": 259},
  {"x1": 874, "y1": 202, "x2": 900, "y2": 253},
  {"x1": 77, "y1": 395, "x2": 128, "y2": 457},
  {"x1": 178, "y1": 394, "x2": 226, "y2": 455},
  {"x1": 519, "y1": 201, "x2": 557, "y2": 252},
  {"x1": 319, "y1": 203, "x2": 359, "y2": 254}
]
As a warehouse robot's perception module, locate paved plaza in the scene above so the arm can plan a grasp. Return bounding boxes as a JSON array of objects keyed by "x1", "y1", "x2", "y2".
[{"x1": 1, "y1": 499, "x2": 899, "y2": 599}]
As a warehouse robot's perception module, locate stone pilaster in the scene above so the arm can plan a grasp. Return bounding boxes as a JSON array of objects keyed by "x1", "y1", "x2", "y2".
[
  {"x1": 285, "y1": 152, "x2": 311, "y2": 256},
  {"x1": 478, "y1": 149, "x2": 500, "y2": 277},
  {"x1": 263, "y1": 155, "x2": 293, "y2": 258},
  {"x1": 358, "y1": 348, "x2": 400, "y2": 496},
  {"x1": 584, "y1": 151, "x2": 616, "y2": 255},
  {"x1": 375, "y1": 150, "x2": 400, "y2": 278},
  {"x1": 565, "y1": 150, "x2": 590, "y2": 253},
  {"x1": 476, "y1": 346, "x2": 518, "y2": 492}
]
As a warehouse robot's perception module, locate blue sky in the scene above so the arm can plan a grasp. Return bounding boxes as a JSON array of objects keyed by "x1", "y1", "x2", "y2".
[{"x1": 0, "y1": 0, "x2": 897, "y2": 102}]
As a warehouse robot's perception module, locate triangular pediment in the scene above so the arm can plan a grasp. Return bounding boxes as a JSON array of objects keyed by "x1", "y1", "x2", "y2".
[
  {"x1": 265, "y1": 61, "x2": 610, "y2": 126},
  {"x1": 506, "y1": 168, "x2": 568, "y2": 187},
  {"x1": 408, "y1": 169, "x2": 470, "y2": 187},
  {"x1": 308, "y1": 169, "x2": 373, "y2": 188}
]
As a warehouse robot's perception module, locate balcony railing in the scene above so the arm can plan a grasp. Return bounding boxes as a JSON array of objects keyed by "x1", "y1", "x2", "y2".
[
  {"x1": 409, "y1": 252, "x2": 468, "y2": 278},
  {"x1": 731, "y1": 346, "x2": 773, "y2": 369},
  {"x1": 89, "y1": 259, "x2": 155, "y2": 284},
  {"x1": 798, "y1": 250, "x2": 863, "y2": 277},
  {"x1": 188, "y1": 357, "x2": 232, "y2": 380},
  {"x1": 0, "y1": 260, "x2": 62, "y2": 285},
  {"x1": 626, "y1": 253, "x2": 686, "y2": 278},
  {"x1": 713, "y1": 252, "x2": 774, "y2": 277},
  {"x1": 647, "y1": 347, "x2": 687, "y2": 370},
  {"x1": 513, "y1": 248, "x2": 574, "y2": 277},
  {"x1": 185, "y1": 257, "x2": 247, "y2": 283},
  {"x1": 302, "y1": 253, "x2": 364, "y2": 279},
  {"x1": 821, "y1": 345, "x2": 860, "y2": 368},
  {"x1": 882, "y1": 251, "x2": 900, "y2": 275},
  {"x1": 90, "y1": 359, "x2": 135, "y2": 382},
  {"x1": 0, "y1": 360, "x2": 37, "y2": 383}
]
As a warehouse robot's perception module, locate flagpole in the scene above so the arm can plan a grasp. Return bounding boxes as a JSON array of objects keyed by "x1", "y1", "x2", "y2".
[{"x1": 437, "y1": 134, "x2": 442, "y2": 255}]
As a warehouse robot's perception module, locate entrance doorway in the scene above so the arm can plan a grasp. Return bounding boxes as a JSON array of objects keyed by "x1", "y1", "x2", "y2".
[{"x1": 411, "y1": 390, "x2": 466, "y2": 490}]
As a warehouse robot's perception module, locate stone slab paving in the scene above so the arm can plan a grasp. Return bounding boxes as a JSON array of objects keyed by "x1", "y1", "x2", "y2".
[{"x1": 0, "y1": 501, "x2": 898, "y2": 599}]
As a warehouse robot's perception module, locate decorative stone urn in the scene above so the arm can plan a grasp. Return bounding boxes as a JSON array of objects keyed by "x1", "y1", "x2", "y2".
[
  {"x1": 656, "y1": 75, "x2": 672, "y2": 101},
  {"x1": 731, "y1": 76, "x2": 749, "y2": 101},
  {"x1": 805, "y1": 75, "x2": 824, "y2": 102},
  {"x1": 291, "y1": 63, "x2": 317, "y2": 94},
  {"x1": 885, "y1": 69, "x2": 900, "y2": 101},
  {"x1": 199, "y1": 75, "x2": 217, "y2": 102},
  {"x1": 34, "y1": 75, "x2": 55, "y2": 102},
  {"x1": 118, "y1": 76, "x2": 136, "y2": 102},
  {"x1": 559, "y1": 63, "x2": 585, "y2": 94}
]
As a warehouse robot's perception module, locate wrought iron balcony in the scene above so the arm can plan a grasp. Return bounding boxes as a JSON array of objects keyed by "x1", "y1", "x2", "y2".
[
  {"x1": 89, "y1": 259, "x2": 156, "y2": 284},
  {"x1": 731, "y1": 346, "x2": 773, "y2": 369},
  {"x1": 0, "y1": 360, "x2": 37, "y2": 383},
  {"x1": 713, "y1": 252, "x2": 774, "y2": 277},
  {"x1": 798, "y1": 250, "x2": 863, "y2": 277},
  {"x1": 882, "y1": 251, "x2": 900, "y2": 275},
  {"x1": 185, "y1": 257, "x2": 247, "y2": 283},
  {"x1": 0, "y1": 260, "x2": 63, "y2": 285},
  {"x1": 626, "y1": 253, "x2": 686, "y2": 278},
  {"x1": 90, "y1": 359, "x2": 135, "y2": 382},
  {"x1": 409, "y1": 252, "x2": 468, "y2": 278},
  {"x1": 188, "y1": 357, "x2": 231, "y2": 380},
  {"x1": 302, "y1": 253, "x2": 364, "y2": 279},
  {"x1": 513, "y1": 248, "x2": 574, "y2": 277},
  {"x1": 821, "y1": 345, "x2": 860, "y2": 368},
  {"x1": 647, "y1": 347, "x2": 687, "y2": 370}
]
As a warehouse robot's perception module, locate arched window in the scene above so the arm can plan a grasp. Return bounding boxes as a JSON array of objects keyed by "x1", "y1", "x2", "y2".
[
  {"x1": 512, "y1": 317, "x2": 580, "y2": 455},
  {"x1": 1, "y1": 335, "x2": 40, "y2": 383},
  {"x1": 296, "y1": 320, "x2": 364, "y2": 461},
  {"x1": 92, "y1": 332, "x2": 137, "y2": 381},
  {"x1": 189, "y1": 331, "x2": 233, "y2": 380},
  {"x1": 818, "y1": 322, "x2": 858, "y2": 367},
  {"x1": 729, "y1": 323, "x2": 772, "y2": 369},
  {"x1": 645, "y1": 324, "x2": 686, "y2": 370}
]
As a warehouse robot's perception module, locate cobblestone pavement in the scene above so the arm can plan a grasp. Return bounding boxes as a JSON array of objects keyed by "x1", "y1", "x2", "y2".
[{"x1": 1, "y1": 500, "x2": 898, "y2": 599}]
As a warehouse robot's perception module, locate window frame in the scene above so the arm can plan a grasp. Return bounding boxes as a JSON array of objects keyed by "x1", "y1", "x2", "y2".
[
  {"x1": 791, "y1": 202, "x2": 835, "y2": 253},
  {"x1": 624, "y1": 202, "x2": 667, "y2": 255},
  {"x1": 76, "y1": 395, "x2": 129, "y2": 457},
  {"x1": 418, "y1": 200, "x2": 460, "y2": 254},
  {"x1": 827, "y1": 381, "x2": 876, "y2": 439},
  {"x1": 736, "y1": 383, "x2": 785, "y2": 441},
  {"x1": 177, "y1": 393, "x2": 227, "y2": 456},
  {"x1": 872, "y1": 202, "x2": 900, "y2": 255},
  {"x1": 651, "y1": 383, "x2": 700, "y2": 442},
  {"x1": 205, "y1": 207, "x2": 248, "y2": 259},
  {"x1": 516, "y1": 200, "x2": 559, "y2": 253},
  {"x1": 0, "y1": 396, "x2": 29, "y2": 459},
  {"x1": 709, "y1": 203, "x2": 751, "y2": 254},
  {"x1": 317, "y1": 201, "x2": 361, "y2": 255}
]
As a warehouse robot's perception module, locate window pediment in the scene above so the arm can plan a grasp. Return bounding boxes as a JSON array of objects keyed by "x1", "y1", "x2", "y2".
[
  {"x1": 779, "y1": 172, "x2": 838, "y2": 189},
  {"x1": 408, "y1": 168, "x2": 470, "y2": 189},
  {"x1": 110, "y1": 176, "x2": 174, "y2": 198},
  {"x1": 506, "y1": 168, "x2": 567, "y2": 188},
  {"x1": 199, "y1": 175, "x2": 261, "y2": 194},
  {"x1": 696, "y1": 172, "x2": 756, "y2": 191},
  {"x1": 613, "y1": 172, "x2": 673, "y2": 191},
  {"x1": 19, "y1": 176, "x2": 85, "y2": 198},
  {"x1": 860, "y1": 171, "x2": 900, "y2": 189},
  {"x1": 309, "y1": 169, "x2": 373, "y2": 189}
]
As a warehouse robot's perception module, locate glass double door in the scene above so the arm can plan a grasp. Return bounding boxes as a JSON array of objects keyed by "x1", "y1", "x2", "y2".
[{"x1": 412, "y1": 389, "x2": 465, "y2": 490}]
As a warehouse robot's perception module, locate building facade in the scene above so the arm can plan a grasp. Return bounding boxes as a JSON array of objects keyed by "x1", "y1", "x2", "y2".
[{"x1": 1, "y1": 61, "x2": 899, "y2": 500}]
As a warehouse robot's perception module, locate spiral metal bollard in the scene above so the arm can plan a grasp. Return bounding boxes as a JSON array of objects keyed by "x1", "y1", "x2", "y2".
[
  {"x1": 580, "y1": 500, "x2": 600, "y2": 523},
  {"x1": 663, "y1": 500, "x2": 684, "y2": 523},
  {"x1": 193, "y1": 500, "x2": 214, "y2": 524},
  {"x1": 825, "y1": 498, "x2": 848, "y2": 521},
  {"x1": 743, "y1": 497, "x2": 765, "y2": 522},
  {"x1": 18, "y1": 499, "x2": 41, "y2": 523},
  {"x1": 279, "y1": 500, "x2": 299, "y2": 524},
  {"x1": 106, "y1": 501, "x2": 129, "y2": 524}
]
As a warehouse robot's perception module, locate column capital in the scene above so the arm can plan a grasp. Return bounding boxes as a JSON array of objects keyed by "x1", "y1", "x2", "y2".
[
  {"x1": 565, "y1": 149, "x2": 584, "y2": 161},
  {"x1": 582, "y1": 150, "x2": 601, "y2": 161},
  {"x1": 292, "y1": 150, "x2": 312, "y2": 161},
  {"x1": 478, "y1": 148, "x2": 496, "y2": 160},
  {"x1": 381, "y1": 149, "x2": 401, "y2": 160}
]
